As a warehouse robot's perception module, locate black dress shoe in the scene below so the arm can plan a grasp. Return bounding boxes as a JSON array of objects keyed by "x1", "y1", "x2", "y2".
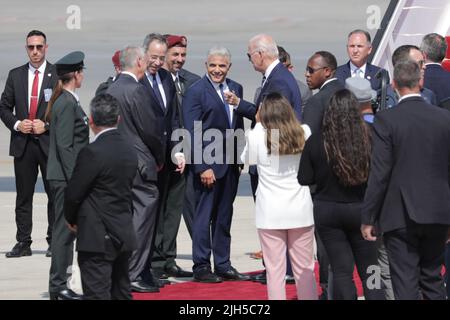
[
  {"x1": 131, "y1": 280, "x2": 160, "y2": 293},
  {"x1": 57, "y1": 289, "x2": 83, "y2": 300},
  {"x1": 152, "y1": 268, "x2": 169, "y2": 280},
  {"x1": 285, "y1": 275, "x2": 295, "y2": 284},
  {"x1": 45, "y1": 247, "x2": 52, "y2": 258},
  {"x1": 215, "y1": 266, "x2": 251, "y2": 281},
  {"x1": 250, "y1": 270, "x2": 266, "y2": 282},
  {"x1": 5, "y1": 242, "x2": 32, "y2": 258},
  {"x1": 165, "y1": 265, "x2": 193, "y2": 278},
  {"x1": 193, "y1": 269, "x2": 222, "y2": 283}
]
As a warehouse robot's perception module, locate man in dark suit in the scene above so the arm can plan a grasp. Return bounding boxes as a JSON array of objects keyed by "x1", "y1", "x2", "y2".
[
  {"x1": 420, "y1": 33, "x2": 450, "y2": 106},
  {"x1": 64, "y1": 94, "x2": 138, "y2": 300},
  {"x1": 0, "y1": 30, "x2": 57, "y2": 258},
  {"x1": 225, "y1": 34, "x2": 302, "y2": 198},
  {"x1": 163, "y1": 35, "x2": 201, "y2": 243},
  {"x1": 148, "y1": 34, "x2": 200, "y2": 280},
  {"x1": 335, "y1": 29, "x2": 389, "y2": 92},
  {"x1": 183, "y1": 46, "x2": 249, "y2": 283},
  {"x1": 106, "y1": 46, "x2": 164, "y2": 293},
  {"x1": 362, "y1": 61, "x2": 450, "y2": 300},
  {"x1": 140, "y1": 33, "x2": 191, "y2": 283},
  {"x1": 385, "y1": 45, "x2": 437, "y2": 108},
  {"x1": 302, "y1": 51, "x2": 344, "y2": 135},
  {"x1": 227, "y1": 34, "x2": 302, "y2": 126}
]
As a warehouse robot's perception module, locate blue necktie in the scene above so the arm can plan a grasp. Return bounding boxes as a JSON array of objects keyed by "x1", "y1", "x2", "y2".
[
  {"x1": 151, "y1": 75, "x2": 165, "y2": 109},
  {"x1": 219, "y1": 83, "x2": 232, "y2": 126}
]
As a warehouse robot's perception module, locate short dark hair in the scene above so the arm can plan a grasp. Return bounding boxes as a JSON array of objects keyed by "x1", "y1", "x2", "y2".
[
  {"x1": 420, "y1": 33, "x2": 447, "y2": 63},
  {"x1": 392, "y1": 45, "x2": 420, "y2": 66},
  {"x1": 315, "y1": 51, "x2": 337, "y2": 71},
  {"x1": 27, "y1": 30, "x2": 46, "y2": 42},
  {"x1": 348, "y1": 29, "x2": 371, "y2": 44},
  {"x1": 394, "y1": 60, "x2": 421, "y2": 89},
  {"x1": 277, "y1": 46, "x2": 290, "y2": 64},
  {"x1": 90, "y1": 94, "x2": 120, "y2": 127}
]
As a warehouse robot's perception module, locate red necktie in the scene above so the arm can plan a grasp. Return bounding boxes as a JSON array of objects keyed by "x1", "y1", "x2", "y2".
[{"x1": 29, "y1": 70, "x2": 39, "y2": 120}]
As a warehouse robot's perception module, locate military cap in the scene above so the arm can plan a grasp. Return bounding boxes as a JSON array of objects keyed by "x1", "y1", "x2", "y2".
[
  {"x1": 345, "y1": 77, "x2": 377, "y2": 103},
  {"x1": 55, "y1": 51, "x2": 85, "y2": 76},
  {"x1": 165, "y1": 34, "x2": 187, "y2": 48},
  {"x1": 112, "y1": 50, "x2": 121, "y2": 68}
]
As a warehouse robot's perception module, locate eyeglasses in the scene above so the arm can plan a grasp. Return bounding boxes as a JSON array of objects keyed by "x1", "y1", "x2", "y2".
[
  {"x1": 27, "y1": 45, "x2": 44, "y2": 51},
  {"x1": 247, "y1": 51, "x2": 260, "y2": 61},
  {"x1": 305, "y1": 66, "x2": 327, "y2": 74}
]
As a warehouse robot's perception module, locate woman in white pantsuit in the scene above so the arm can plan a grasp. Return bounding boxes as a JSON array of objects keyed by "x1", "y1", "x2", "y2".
[{"x1": 241, "y1": 92, "x2": 317, "y2": 300}]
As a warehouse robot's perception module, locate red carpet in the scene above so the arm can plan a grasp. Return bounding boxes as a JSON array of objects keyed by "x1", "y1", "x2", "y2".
[{"x1": 133, "y1": 264, "x2": 364, "y2": 300}]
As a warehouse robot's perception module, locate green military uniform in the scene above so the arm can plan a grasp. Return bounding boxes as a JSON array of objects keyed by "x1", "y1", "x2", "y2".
[{"x1": 47, "y1": 51, "x2": 89, "y2": 299}]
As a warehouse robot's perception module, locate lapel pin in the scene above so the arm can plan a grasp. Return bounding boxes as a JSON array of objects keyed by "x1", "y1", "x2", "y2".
[
  {"x1": 366, "y1": 76, "x2": 371, "y2": 80},
  {"x1": 48, "y1": 73, "x2": 51, "y2": 77}
]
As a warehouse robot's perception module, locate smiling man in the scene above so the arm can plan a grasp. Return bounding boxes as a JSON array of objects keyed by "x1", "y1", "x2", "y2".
[
  {"x1": 182, "y1": 46, "x2": 249, "y2": 283},
  {"x1": 335, "y1": 29, "x2": 389, "y2": 92}
]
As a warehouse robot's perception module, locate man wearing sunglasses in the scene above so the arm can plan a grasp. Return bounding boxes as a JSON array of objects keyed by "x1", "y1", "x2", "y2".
[
  {"x1": 302, "y1": 51, "x2": 344, "y2": 135},
  {"x1": 0, "y1": 30, "x2": 58, "y2": 258}
]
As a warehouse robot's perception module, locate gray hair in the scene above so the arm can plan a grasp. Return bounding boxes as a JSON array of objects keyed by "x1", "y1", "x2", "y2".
[
  {"x1": 142, "y1": 33, "x2": 167, "y2": 52},
  {"x1": 420, "y1": 33, "x2": 447, "y2": 63},
  {"x1": 120, "y1": 46, "x2": 145, "y2": 70},
  {"x1": 348, "y1": 29, "x2": 372, "y2": 45},
  {"x1": 250, "y1": 34, "x2": 279, "y2": 59},
  {"x1": 90, "y1": 94, "x2": 120, "y2": 127},
  {"x1": 207, "y1": 46, "x2": 231, "y2": 61},
  {"x1": 394, "y1": 60, "x2": 421, "y2": 89}
]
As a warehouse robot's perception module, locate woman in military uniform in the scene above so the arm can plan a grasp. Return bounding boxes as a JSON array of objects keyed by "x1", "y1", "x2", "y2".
[{"x1": 45, "y1": 51, "x2": 89, "y2": 300}]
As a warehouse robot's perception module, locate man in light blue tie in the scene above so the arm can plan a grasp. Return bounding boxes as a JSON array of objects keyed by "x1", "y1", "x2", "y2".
[{"x1": 182, "y1": 46, "x2": 249, "y2": 283}]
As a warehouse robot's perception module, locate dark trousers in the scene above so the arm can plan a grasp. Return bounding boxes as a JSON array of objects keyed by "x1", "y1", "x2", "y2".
[
  {"x1": 49, "y1": 180, "x2": 75, "y2": 294},
  {"x1": 152, "y1": 168, "x2": 186, "y2": 270},
  {"x1": 445, "y1": 242, "x2": 450, "y2": 299},
  {"x1": 128, "y1": 172, "x2": 159, "y2": 282},
  {"x1": 314, "y1": 200, "x2": 384, "y2": 300},
  {"x1": 182, "y1": 166, "x2": 197, "y2": 238},
  {"x1": 78, "y1": 239, "x2": 132, "y2": 300},
  {"x1": 384, "y1": 223, "x2": 448, "y2": 300},
  {"x1": 14, "y1": 138, "x2": 54, "y2": 245},
  {"x1": 192, "y1": 166, "x2": 239, "y2": 273}
]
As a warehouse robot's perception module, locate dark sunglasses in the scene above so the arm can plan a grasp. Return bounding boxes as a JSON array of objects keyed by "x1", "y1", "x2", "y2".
[
  {"x1": 27, "y1": 45, "x2": 44, "y2": 51},
  {"x1": 247, "y1": 51, "x2": 259, "y2": 61},
  {"x1": 306, "y1": 66, "x2": 327, "y2": 74}
]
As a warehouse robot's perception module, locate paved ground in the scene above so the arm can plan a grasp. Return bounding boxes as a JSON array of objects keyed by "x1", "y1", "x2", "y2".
[{"x1": 0, "y1": 0, "x2": 391, "y2": 300}]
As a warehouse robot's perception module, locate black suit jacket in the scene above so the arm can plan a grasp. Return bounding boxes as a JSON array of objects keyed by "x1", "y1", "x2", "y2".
[
  {"x1": 65, "y1": 130, "x2": 138, "y2": 253},
  {"x1": 335, "y1": 61, "x2": 389, "y2": 92},
  {"x1": 302, "y1": 79, "x2": 344, "y2": 134},
  {"x1": 0, "y1": 61, "x2": 58, "y2": 157},
  {"x1": 362, "y1": 96, "x2": 450, "y2": 233},
  {"x1": 140, "y1": 69, "x2": 177, "y2": 157},
  {"x1": 106, "y1": 73, "x2": 164, "y2": 182},
  {"x1": 423, "y1": 64, "x2": 450, "y2": 105}
]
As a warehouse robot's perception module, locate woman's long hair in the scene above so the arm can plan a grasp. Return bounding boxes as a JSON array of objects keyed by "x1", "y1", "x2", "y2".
[
  {"x1": 322, "y1": 89, "x2": 371, "y2": 186},
  {"x1": 45, "y1": 71, "x2": 76, "y2": 123},
  {"x1": 259, "y1": 92, "x2": 305, "y2": 155}
]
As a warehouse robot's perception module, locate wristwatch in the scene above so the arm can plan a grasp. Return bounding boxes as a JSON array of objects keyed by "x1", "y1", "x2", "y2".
[{"x1": 44, "y1": 122, "x2": 50, "y2": 131}]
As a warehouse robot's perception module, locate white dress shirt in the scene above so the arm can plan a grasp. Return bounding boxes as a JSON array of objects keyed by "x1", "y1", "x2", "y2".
[
  {"x1": 206, "y1": 75, "x2": 234, "y2": 124},
  {"x1": 350, "y1": 61, "x2": 367, "y2": 78},
  {"x1": 146, "y1": 71, "x2": 167, "y2": 108}
]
